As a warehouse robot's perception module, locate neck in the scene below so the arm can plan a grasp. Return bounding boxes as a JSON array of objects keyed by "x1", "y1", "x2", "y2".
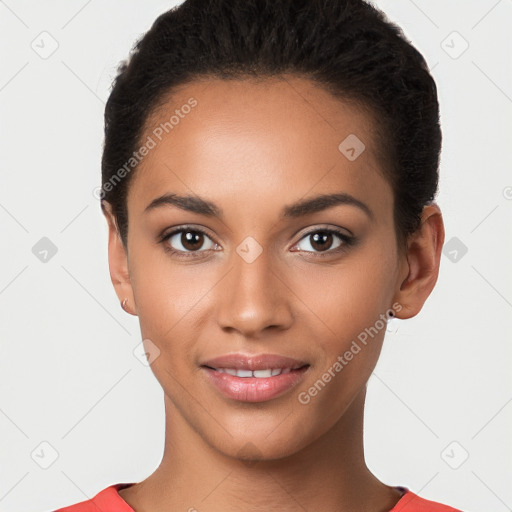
[{"x1": 119, "y1": 387, "x2": 402, "y2": 511}]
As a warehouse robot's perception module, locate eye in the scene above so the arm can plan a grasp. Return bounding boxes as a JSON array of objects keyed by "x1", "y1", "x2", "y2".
[
  {"x1": 160, "y1": 226, "x2": 219, "y2": 257},
  {"x1": 292, "y1": 228, "x2": 354, "y2": 255},
  {"x1": 159, "y1": 225, "x2": 355, "y2": 259}
]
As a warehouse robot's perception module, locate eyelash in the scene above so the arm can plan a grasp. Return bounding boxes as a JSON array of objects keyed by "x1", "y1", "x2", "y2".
[{"x1": 158, "y1": 225, "x2": 356, "y2": 259}]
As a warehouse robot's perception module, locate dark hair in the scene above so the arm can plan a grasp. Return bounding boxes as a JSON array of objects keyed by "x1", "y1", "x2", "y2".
[{"x1": 101, "y1": 0, "x2": 441, "y2": 250}]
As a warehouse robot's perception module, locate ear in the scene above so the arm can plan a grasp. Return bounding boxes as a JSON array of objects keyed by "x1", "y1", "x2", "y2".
[
  {"x1": 102, "y1": 201, "x2": 137, "y2": 316},
  {"x1": 392, "y1": 203, "x2": 445, "y2": 319}
]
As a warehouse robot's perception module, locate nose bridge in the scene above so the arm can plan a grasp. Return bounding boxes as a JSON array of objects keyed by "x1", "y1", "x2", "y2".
[{"x1": 215, "y1": 241, "x2": 293, "y2": 335}]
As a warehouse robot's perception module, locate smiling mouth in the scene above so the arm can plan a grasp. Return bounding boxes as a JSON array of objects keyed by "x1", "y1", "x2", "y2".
[{"x1": 200, "y1": 362, "x2": 311, "y2": 402}]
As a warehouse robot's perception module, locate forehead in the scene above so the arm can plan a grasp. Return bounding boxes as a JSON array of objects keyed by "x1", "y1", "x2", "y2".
[{"x1": 128, "y1": 76, "x2": 392, "y2": 221}]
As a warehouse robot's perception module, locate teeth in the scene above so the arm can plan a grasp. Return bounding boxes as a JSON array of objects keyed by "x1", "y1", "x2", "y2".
[
  {"x1": 237, "y1": 369, "x2": 253, "y2": 378},
  {"x1": 253, "y1": 369, "x2": 272, "y2": 378},
  {"x1": 215, "y1": 368, "x2": 295, "y2": 378}
]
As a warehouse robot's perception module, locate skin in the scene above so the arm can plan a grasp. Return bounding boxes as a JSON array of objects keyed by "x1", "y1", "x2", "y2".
[{"x1": 103, "y1": 76, "x2": 444, "y2": 512}]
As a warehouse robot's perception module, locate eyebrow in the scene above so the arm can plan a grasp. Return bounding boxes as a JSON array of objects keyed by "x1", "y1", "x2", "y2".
[{"x1": 144, "y1": 191, "x2": 373, "y2": 220}]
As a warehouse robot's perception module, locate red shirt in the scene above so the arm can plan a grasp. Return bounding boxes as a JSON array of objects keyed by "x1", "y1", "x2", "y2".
[{"x1": 54, "y1": 483, "x2": 462, "y2": 511}]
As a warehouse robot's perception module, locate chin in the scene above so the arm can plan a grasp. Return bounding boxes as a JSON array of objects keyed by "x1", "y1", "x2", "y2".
[{"x1": 209, "y1": 426, "x2": 315, "y2": 464}]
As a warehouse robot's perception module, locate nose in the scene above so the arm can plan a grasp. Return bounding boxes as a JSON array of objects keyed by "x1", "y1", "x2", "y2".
[{"x1": 215, "y1": 246, "x2": 294, "y2": 338}]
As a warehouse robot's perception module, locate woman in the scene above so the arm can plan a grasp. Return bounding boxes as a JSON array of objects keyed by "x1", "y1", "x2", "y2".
[{"x1": 56, "y1": 0, "x2": 460, "y2": 510}]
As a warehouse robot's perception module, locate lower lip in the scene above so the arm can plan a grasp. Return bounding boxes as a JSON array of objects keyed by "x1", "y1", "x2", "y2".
[{"x1": 201, "y1": 366, "x2": 309, "y2": 402}]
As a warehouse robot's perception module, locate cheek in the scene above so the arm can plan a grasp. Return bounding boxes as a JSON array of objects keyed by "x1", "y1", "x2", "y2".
[
  {"x1": 292, "y1": 249, "x2": 395, "y2": 346},
  {"x1": 128, "y1": 242, "x2": 212, "y2": 348},
  {"x1": 290, "y1": 244, "x2": 397, "y2": 389},
  {"x1": 290, "y1": 254, "x2": 394, "y2": 426}
]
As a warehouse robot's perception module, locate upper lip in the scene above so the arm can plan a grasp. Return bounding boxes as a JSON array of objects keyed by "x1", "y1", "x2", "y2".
[{"x1": 200, "y1": 353, "x2": 309, "y2": 371}]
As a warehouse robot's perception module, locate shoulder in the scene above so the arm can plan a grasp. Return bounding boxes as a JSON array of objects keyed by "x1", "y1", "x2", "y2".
[
  {"x1": 54, "y1": 483, "x2": 135, "y2": 512},
  {"x1": 391, "y1": 488, "x2": 462, "y2": 511}
]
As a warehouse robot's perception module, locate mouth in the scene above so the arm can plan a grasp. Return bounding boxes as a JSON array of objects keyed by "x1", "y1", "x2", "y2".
[{"x1": 199, "y1": 353, "x2": 310, "y2": 402}]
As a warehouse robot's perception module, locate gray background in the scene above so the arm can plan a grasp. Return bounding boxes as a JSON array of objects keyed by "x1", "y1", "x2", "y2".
[{"x1": 0, "y1": 1, "x2": 511, "y2": 511}]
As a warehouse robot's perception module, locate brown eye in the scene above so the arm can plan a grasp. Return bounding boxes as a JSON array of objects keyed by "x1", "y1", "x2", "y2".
[
  {"x1": 294, "y1": 229, "x2": 352, "y2": 254},
  {"x1": 163, "y1": 228, "x2": 218, "y2": 254}
]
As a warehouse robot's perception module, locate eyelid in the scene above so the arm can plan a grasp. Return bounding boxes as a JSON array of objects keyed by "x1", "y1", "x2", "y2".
[
  {"x1": 158, "y1": 224, "x2": 216, "y2": 244},
  {"x1": 290, "y1": 226, "x2": 354, "y2": 255},
  {"x1": 293, "y1": 223, "x2": 353, "y2": 240}
]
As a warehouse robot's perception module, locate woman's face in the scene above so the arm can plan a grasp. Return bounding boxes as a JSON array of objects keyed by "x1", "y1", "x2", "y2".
[{"x1": 111, "y1": 76, "x2": 412, "y2": 459}]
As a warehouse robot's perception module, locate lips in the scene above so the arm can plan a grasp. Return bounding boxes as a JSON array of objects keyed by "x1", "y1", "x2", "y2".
[
  {"x1": 199, "y1": 353, "x2": 310, "y2": 402},
  {"x1": 200, "y1": 353, "x2": 309, "y2": 372}
]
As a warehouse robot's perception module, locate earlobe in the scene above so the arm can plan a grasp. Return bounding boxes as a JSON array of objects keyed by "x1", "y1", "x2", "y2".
[
  {"x1": 393, "y1": 204, "x2": 445, "y2": 319},
  {"x1": 101, "y1": 201, "x2": 137, "y2": 316}
]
